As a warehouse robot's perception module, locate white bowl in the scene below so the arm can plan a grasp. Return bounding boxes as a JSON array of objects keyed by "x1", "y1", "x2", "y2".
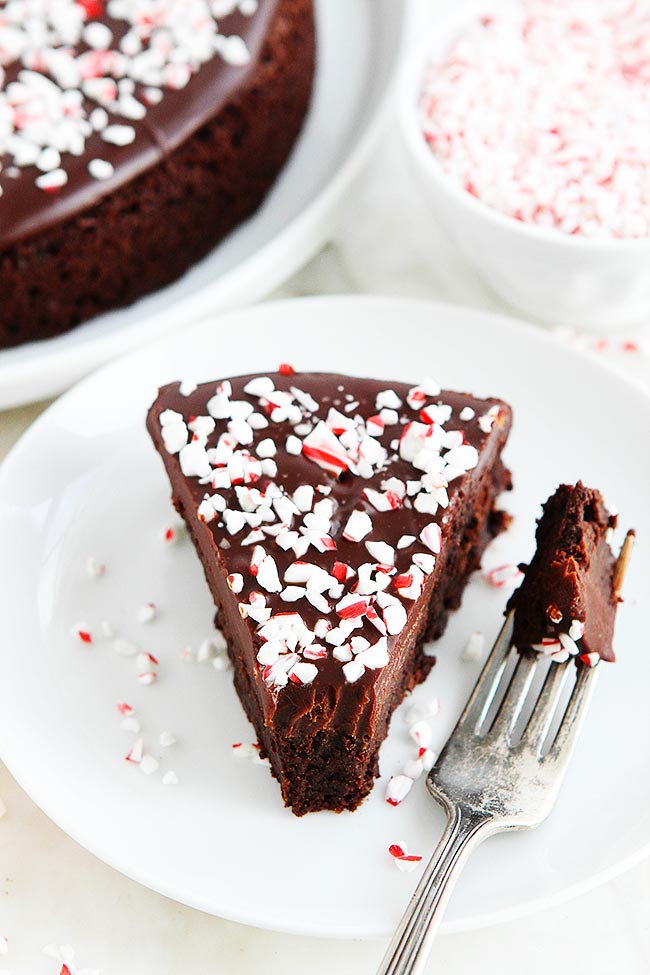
[{"x1": 399, "y1": 2, "x2": 650, "y2": 331}]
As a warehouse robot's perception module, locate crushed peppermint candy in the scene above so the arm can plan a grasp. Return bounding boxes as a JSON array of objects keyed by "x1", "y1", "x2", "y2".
[
  {"x1": 155, "y1": 373, "x2": 503, "y2": 691},
  {"x1": 125, "y1": 737, "x2": 144, "y2": 763},
  {"x1": 136, "y1": 651, "x2": 159, "y2": 668},
  {"x1": 406, "y1": 698, "x2": 440, "y2": 726},
  {"x1": 528, "y1": 617, "x2": 595, "y2": 665},
  {"x1": 85, "y1": 555, "x2": 105, "y2": 577},
  {"x1": 162, "y1": 521, "x2": 185, "y2": 544},
  {"x1": 137, "y1": 602, "x2": 157, "y2": 623},
  {"x1": 87, "y1": 157, "x2": 114, "y2": 180},
  {"x1": 384, "y1": 704, "x2": 439, "y2": 810},
  {"x1": 579, "y1": 651, "x2": 600, "y2": 668},
  {"x1": 462, "y1": 631, "x2": 485, "y2": 663},
  {"x1": 231, "y1": 741, "x2": 269, "y2": 765},
  {"x1": 484, "y1": 563, "x2": 523, "y2": 588},
  {"x1": 419, "y1": 0, "x2": 650, "y2": 239},
  {"x1": 137, "y1": 670, "x2": 157, "y2": 685},
  {"x1": 196, "y1": 635, "x2": 222, "y2": 662},
  {"x1": 140, "y1": 753, "x2": 159, "y2": 775},
  {"x1": 0, "y1": 0, "x2": 257, "y2": 195},
  {"x1": 419, "y1": 747, "x2": 436, "y2": 772},
  {"x1": 403, "y1": 757, "x2": 425, "y2": 780},
  {"x1": 386, "y1": 774, "x2": 414, "y2": 806},
  {"x1": 72, "y1": 623, "x2": 93, "y2": 644},
  {"x1": 388, "y1": 843, "x2": 423, "y2": 872},
  {"x1": 408, "y1": 719, "x2": 433, "y2": 749},
  {"x1": 42, "y1": 944, "x2": 99, "y2": 974},
  {"x1": 114, "y1": 637, "x2": 138, "y2": 658},
  {"x1": 35, "y1": 168, "x2": 68, "y2": 192}
]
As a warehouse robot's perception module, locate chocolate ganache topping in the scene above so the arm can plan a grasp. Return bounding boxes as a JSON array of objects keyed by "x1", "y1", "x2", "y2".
[
  {"x1": 0, "y1": 0, "x2": 278, "y2": 248},
  {"x1": 147, "y1": 371, "x2": 513, "y2": 734}
]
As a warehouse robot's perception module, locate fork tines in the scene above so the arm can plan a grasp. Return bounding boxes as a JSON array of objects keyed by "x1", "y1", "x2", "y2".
[{"x1": 458, "y1": 611, "x2": 599, "y2": 759}]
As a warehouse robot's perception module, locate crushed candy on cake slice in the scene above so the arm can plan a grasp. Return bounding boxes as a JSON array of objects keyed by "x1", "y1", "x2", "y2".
[
  {"x1": 508, "y1": 482, "x2": 631, "y2": 665},
  {"x1": 147, "y1": 370, "x2": 513, "y2": 814}
]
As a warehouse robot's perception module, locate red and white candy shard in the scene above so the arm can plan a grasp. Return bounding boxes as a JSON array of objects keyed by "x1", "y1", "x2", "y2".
[
  {"x1": 484, "y1": 564, "x2": 523, "y2": 588},
  {"x1": 72, "y1": 623, "x2": 93, "y2": 644},
  {"x1": 579, "y1": 652, "x2": 600, "y2": 668},
  {"x1": 162, "y1": 521, "x2": 185, "y2": 544},
  {"x1": 386, "y1": 774, "x2": 414, "y2": 806},
  {"x1": 137, "y1": 670, "x2": 157, "y2": 685},
  {"x1": 42, "y1": 944, "x2": 76, "y2": 965},
  {"x1": 388, "y1": 842, "x2": 422, "y2": 873},
  {"x1": 137, "y1": 602, "x2": 157, "y2": 623},
  {"x1": 408, "y1": 720, "x2": 433, "y2": 749},
  {"x1": 232, "y1": 741, "x2": 269, "y2": 765},
  {"x1": 388, "y1": 842, "x2": 423, "y2": 873},
  {"x1": 0, "y1": 0, "x2": 257, "y2": 194},
  {"x1": 419, "y1": 0, "x2": 650, "y2": 239},
  {"x1": 157, "y1": 373, "x2": 502, "y2": 691},
  {"x1": 85, "y1": 555, "x2": 105, "y2": 577},
  {"x1": 125, "y1": 738, "x2": 144, "y2": 763}
]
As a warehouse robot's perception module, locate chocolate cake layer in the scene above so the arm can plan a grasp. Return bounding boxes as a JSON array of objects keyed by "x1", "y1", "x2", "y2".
[
  {"x1": 147, "y1": 371, "x2": 513, "y2": 814},
  {"x1": 508, "y1": 482, "x2": 619, "y2": 664},
  {"x1": 0, "y1": 0, "x2": 314, "y2": 347}
]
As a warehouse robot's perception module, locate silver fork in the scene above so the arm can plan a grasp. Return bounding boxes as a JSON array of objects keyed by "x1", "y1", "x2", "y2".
[
  {"x1": 378, "y1": 531, "x2": 635, "y2": 975},
  {"x1": 376, "y1": 613, "x2": 603, "y2": 975}
]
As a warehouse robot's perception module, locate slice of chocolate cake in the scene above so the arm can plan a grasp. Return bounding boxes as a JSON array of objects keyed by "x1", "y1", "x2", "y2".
[
  {"x1": 147, "y1": 371, "x2": 513, "y2": 815},
  {"x1": 508, "y1": 482, "x2": 625, "y2": 666}
]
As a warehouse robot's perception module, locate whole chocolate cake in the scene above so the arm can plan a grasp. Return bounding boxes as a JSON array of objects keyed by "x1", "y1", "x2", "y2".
[
  {"x1": 508, "y1": 482, "x2": 622, "y2": 666},
  {"x1": 147, "y1": 370, "x2": 513, "y2": 815},
  {"x1": 0, "y1": 0, "x2": 315, "y2": 348}
]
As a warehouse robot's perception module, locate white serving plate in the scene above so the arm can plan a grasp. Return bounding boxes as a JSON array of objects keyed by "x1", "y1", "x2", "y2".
[
  {"x1": 0, "y1": 0, "x2": 408, "y2": 410},
  {"x1": 0, "y1": 296, "x2": 648, "y2": 939}
]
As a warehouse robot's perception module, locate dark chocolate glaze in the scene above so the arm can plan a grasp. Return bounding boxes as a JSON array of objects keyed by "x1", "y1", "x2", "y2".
[
  {"x1": 0, "y1": 1, "x2": 279, "y2": 249},
  {"x1": 147, "y1": 371, "x2": 513, "y2": 739},
  {"x1": 508, "y1": 482, "x2": 619, "y2": 662}
]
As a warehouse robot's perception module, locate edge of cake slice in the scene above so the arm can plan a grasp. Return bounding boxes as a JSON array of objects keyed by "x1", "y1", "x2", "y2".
[
  {"x1": 147, "y1": 371, "x2": 513, "y2": 815},
  {"x1": 508, "y1": 482, "x2": 622, "y2": 665}
]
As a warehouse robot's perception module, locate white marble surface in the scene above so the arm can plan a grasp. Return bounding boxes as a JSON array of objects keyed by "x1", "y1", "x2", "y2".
[{"x1": 1, "y1": 35, "x2": 650, "y2": 975}]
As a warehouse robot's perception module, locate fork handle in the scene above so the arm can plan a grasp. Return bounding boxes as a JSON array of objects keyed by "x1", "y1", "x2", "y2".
[{"x1": 376, "y1": 802, "x2": 493, "y2": 975}]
